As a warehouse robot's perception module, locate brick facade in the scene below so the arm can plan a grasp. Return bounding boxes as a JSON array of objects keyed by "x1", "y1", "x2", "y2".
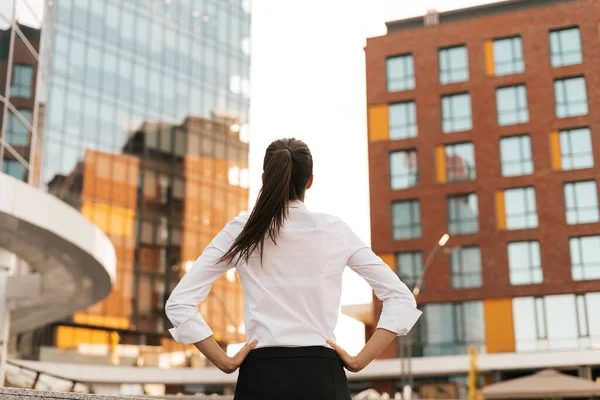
[{"x1": 366, "y1": 0, "x2": 600, "y2": 359}]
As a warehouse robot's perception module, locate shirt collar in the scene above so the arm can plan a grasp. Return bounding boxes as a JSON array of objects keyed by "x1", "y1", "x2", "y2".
[{"x1": 288, "y1": 199, "x2": 306, "y2": 209}]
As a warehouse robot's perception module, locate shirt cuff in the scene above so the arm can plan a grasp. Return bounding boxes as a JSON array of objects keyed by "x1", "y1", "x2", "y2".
[
  {"x1": 376, "y1": 299, "x2": 423, "y2": 336},
  {"x1": 168, "y1": 313, "x2": 214, "y2": 344}
]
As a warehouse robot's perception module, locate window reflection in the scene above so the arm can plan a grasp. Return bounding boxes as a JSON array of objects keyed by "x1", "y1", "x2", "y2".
[
  {"x1": 550, "y1": 27, "x2": 582, "y2": 67},
  {"x1": 447, "y1": 193, "x2": 478, "y2": 235},
  {"x1": 445, "y1": 142, "x2": 476, "y2": 182},
  {"x1": 2, "y1": 159, "x2": 27, "y2": 181},
  {"x1": 10, "y1": 64, "x2": 33, "y2": 98},
  {"x1": 386, "y1": 54, "x2": 415, "y2": 92},
  {"x1": 570, "y1": 236, "x2": 600, "y2": 281},
  {"x1": 389, "y1": 149, "x2": 418, "y2": 190},
  {"x1": 500, "y1": 135, "x2": 533, "y2": 177},
  {"x1": 6, "y1": 109, "x2": 32, "y2": 146},
  {"x1": 396, "y1": 251, "x2": 422, "y2": 290},
  {"x1": 450, "y1": 247, "x2": 482, "y2": 289},
  {"x1": 439, "y1": 45, "x2": 469, "y2": 84},
  {"x1": 493, "y1": 36, "x2": 524, "y2": 75},
  {"x1": 554, "y1": 77, "x2": 588, "y2": 118}
]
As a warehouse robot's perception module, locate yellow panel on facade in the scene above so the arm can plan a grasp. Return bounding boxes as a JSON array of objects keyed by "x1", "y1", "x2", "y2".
[
  {"x1": 379, "y1": 254, "x2": 396, "y2": 272},
  {"x1": 56, "y1": 326, "x2": 110, "y2": 349},
  {"x1": 484, "y1": 40, "x2": 495, "y2": 76},
  {"x1": 73, "y1": 313, "x2": 130, "y2": 329},
  {"x1": 435, "y1": 145, "x2": 447, "y2": 183},
  {"x1": 495, "y1": 191, "x2": 506, "y2": 230},
  {"x1": 368, "y1": 105, "x2": 389, "y2": 142},
  {"x1": 550, "y1": 131, "x2": 562, "y2": 170},
  {"x1": 484, "y1": 299, "x2": 515, "y2": 353}
]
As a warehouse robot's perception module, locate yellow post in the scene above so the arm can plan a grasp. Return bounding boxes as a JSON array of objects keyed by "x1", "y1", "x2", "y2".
[
  {"x1": 468, "y1": 345, "x2": 483, "y2": 400},
  {"x1": 110, "y1": 331, "x2": 120, "y2": 366}
]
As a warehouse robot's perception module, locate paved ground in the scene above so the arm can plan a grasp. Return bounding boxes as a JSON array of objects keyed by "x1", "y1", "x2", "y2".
[{"x1": 0, "y1": 388, "x2": 235, "y2": 400}]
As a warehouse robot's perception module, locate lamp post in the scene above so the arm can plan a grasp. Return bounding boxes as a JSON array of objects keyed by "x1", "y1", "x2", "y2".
[{"x1": 400, "y1": 233, "x2": 450, "y2": 399}]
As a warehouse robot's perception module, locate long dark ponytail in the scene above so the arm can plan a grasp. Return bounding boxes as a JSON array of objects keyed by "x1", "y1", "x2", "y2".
[{"x1": 219, "y1": 138, "x2": 313, "y2": 264}]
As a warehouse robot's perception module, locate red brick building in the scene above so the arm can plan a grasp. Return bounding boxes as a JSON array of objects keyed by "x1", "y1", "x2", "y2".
[{"x1": 364, "y1": 0, "x2": 600, "y2": 393}]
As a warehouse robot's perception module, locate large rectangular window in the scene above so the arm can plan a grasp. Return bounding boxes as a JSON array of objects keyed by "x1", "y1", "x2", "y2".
[
  {"x1": 496, "y1": 85, "x2": 529, "y2": 126},
  {"x1": 504, "y1": 187, "x2": 538, "y2": 230},
  {"x1": 554, "y1": 77, "x2": 588, "y2": 118},
  {"x1": 564, "y1": 181, "x2": 599, "y2": 225},
  {"x1": 447, "y1": 193, "x2": 478, "y2": 235},
  {"x1": 445, "y1": 142, "x2": 476, "y2": 182},
  {"x1": 389, "y1": 101, "x2": 417, "y2": 140},
  {"x1": 508, "y1": 241, "x2": 543, "y2": 285},
  {"x1": 570, "y1": 236, "x2": 600, "y2": 281},
  {"x1": 6, "y1": 110, "x2": 32, "y2": 146},
  {"x1": 392, "y1": 200, "x2": 421, "y2": 240},
  {"x1": 412, "y1": 301, "x2": 485, "y2": 357},
  {"x1": 550, "y1": 27, "x2": 582, "y2": 67},
  {"x1": 390, "y1": 150, "x2": 418, "y2": 190},
  {"x1": 386, "y1": 54, "x2": 415, "y2": 92},
  {"x1": 513, "y1": 293, "x2": 600, "y2": 352},
  {"x1": 10, "y1": 65, "x2": 34, "y2": 98},
  {"x1": 493, "y1": 36, "x2": 524, "y2": 76},
  {"x1": 500, "y1": 135, "x2": 533, "y2": 177},
  {"x1": 439, "y1": 45, "x2": 469, "y2": 84},
  {"x1": 450, "y1": 247, "x2": 482, "y2": 289},
  {"x1": 559, "y1": 128, "x2": 594, "y2": 170},
  {"x1": 442, "y1": 93, "x2": 472, "y2": 133},
  {"x1": 396, "y1": 251, "x2": 422, "y2": 290}
]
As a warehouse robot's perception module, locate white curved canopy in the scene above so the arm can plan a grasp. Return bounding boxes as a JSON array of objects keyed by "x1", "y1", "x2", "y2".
[{"x1": 0, "y1": 173, "x2": 116, "y2": 334}]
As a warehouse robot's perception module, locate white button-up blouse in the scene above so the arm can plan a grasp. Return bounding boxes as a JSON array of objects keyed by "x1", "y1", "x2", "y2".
[{"x1": 165, "y1": 200, "x2": 422, "y2": 348}]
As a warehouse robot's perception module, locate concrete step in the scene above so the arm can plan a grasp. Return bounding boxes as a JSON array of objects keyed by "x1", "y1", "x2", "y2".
[{"x1": 0, "y1": 388, "x2": 235, "y2": 400}]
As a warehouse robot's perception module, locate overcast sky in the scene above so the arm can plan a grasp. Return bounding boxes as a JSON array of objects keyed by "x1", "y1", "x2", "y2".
[{"x1": 249, "y1": 0, "x2": 504, "y2": 352}]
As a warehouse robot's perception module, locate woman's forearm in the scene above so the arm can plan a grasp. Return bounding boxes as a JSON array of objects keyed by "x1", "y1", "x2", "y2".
[
  {"x1": 194, "y1": 336, "x2": 233, "y2": 372},
  {"x1": 356, "y1": 328, "x2": 397, "y2": 369}
]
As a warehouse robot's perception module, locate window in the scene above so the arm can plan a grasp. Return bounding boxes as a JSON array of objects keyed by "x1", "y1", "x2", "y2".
[
  {"x1": 390, "y1": 150, "x2": 418, "y2": 190},
  {"x1": 570, "y1": 236, "x2": 600, "y2": 281},
  {"x1": 493, "y1": 36, "x2": 524, "y2": 75},
  {"x1": 450, "y1": 247, "x2": 482, "y2": 289},
  {"x1": 550, "y1": 27, "x2": 582, "y2": 67},
  {"x1": 386, "y1": 54, "x2": 415, "y2": 92},
  {"x1": 447, "y1": 193, "x2": 478, "y2": 234},
  {"x1": 504, "y1": 187, "x2": 538, "y2": 230},
  {"x1": 439, "y1": 45, "x2": 469, "y2": 84},
  {"x1": 392, "y1": 200, "x2": 421, "y2": 240},
  {"x1": 389, "y1": 101, "x2": 417, "y2": 140},
  {"x1": 508, "y1": 241, "x2": 543, "y2": 285},
  {"x1": 10, "y1": 65, "x2": 33, "y2": 98},
  {"x1": 445, "y1": 142, "x2": 476, "y2": 182},
  {"x1": 412, "y1": 301, "x2": 485, "y2": 357},
  {"x1": 442, "y1": 93, "x2": 472, "y2": 133},
  {"x1": 6, "y1": 110, "x2": 32, "y2": 146},
  {"x1": 564, "y1": 181, "x2": 599, "y2": 224},
  {"x1": 2, "y1": 160, "x2": 26, "y2": 181},
  {"x1": 396, "y1": 251, "x2": 422, "y2": 289},
  {"x1": 513, "y1": 293, "x2": 600, "y2": 352},
  {"x1": 559, "y1": 128, "x2": 594, "y2": 170},
  {"x1": 554, "y1": 77, "x2": 588, "y2": 118},
  {"x1": 500, "y1": 135, "x2": 533, "y2": 177},
  {"x1": 496, "y1": 85, "x2": 529, "y2": 126}
]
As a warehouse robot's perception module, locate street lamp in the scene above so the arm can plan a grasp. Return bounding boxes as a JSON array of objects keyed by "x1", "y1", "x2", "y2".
[{"x1": 400, "y1": 233, "x2": 450, "y2": 399}]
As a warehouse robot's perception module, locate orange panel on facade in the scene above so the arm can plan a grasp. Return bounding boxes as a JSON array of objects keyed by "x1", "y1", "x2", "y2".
[
  {"x1": 368, "y1": 105, "x2": 389, "y2": 142},
  {"x1": 484, "y1": 298, "x2": 515, "y2": 353}
]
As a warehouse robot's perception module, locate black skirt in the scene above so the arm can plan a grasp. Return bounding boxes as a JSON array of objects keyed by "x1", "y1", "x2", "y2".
[{"x1": 234, "y1": 346, "x2": 352, "y2": 400}]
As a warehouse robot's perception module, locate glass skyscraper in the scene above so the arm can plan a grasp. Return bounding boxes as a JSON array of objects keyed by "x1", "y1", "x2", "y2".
[{"x1": 2, "y1": 0, "x2": 251, "y2": 366}]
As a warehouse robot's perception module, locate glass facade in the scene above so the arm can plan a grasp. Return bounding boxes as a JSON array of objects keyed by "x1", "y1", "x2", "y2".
[
  {"x1": 445, "y1": 142, "x2": 476, "y2": 182},
  {"x1": 389, "y1": 149, "x2": 418, "y2": 190},
  {"x1": 496, "y1": 85, "x2": 529, "y2": 126},
  {"x1": 504, "y1": 187, "x2": 538, "y2": 230},
  {"x1": 396, "y1": 251, "x2": 422, "y2": 290},
  {"x1": 550, "y1": 27, "x2": 582, "y2": 67},
  {"x1": 493, "y1": 36, "x2": 524, "y2": 75},
  {"x1": 507, "y1": 241, "x2": 543, "y2": 285},
  {"x1": 439, "y1": 45, "x2": 469, "y2": 84},
  {"x1": 1, "y1": 0, "x2": 252, "y2": 362},
  {"x1": 450, "y1": 246, "x2": 482, "y2": 289},
  {"x1": 500, "y1": 135, "x2": 533, "y2": 177},
  {"x1": 564, "y1": 181, "x2": 599, "y2": 225},
  {"x1": 386, "y1": 54, "x2": 415, "y2": 92},
  {"x1": 570, "y1": 236, "x2": 600, "y2": 281},
  {"x1": 447, "y1": 193, "x2": 478, "y2": 235}
]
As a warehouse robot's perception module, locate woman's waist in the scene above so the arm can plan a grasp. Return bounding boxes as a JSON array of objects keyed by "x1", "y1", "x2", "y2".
[{"x1": 245, "y1": 345, "x2": 338, "y2": 362}]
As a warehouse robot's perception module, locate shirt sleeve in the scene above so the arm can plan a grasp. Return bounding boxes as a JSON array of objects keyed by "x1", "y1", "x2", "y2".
[
  {"x1": 165, "y1": 219, "x2": 241, "y2": 344},
  {"x1": 341, "y1": 220, "x2": 422, "y2": 336}
]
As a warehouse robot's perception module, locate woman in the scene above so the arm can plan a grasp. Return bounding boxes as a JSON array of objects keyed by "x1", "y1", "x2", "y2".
[{"x1": 166, "y1": 138, "x2": 421, "y2": 399}]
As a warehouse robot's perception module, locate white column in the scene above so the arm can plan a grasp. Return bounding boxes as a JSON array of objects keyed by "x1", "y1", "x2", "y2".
[{"x1": 0, "y1": 249, "x2": 16, "y2": 387}]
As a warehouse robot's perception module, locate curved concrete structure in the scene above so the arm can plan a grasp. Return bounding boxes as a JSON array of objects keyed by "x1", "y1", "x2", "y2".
[{"x1": 0, "y1": 173, "x2": 116, "y2": 334}]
